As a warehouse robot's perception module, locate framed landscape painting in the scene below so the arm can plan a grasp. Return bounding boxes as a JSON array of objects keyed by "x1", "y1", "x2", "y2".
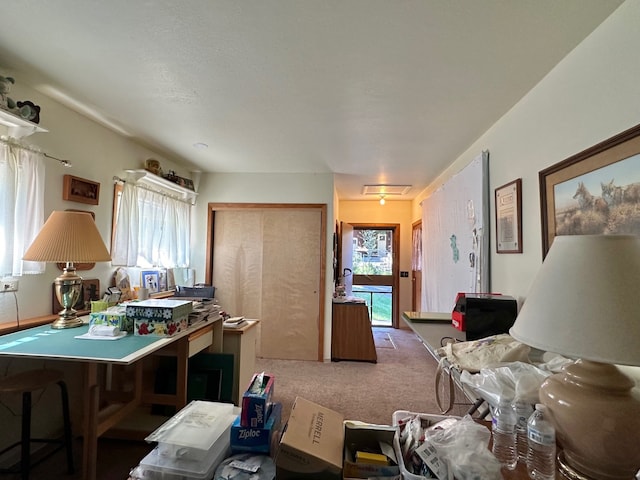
[{"x1": 539, "y1": 123, "x2": 640, "y2": 258}]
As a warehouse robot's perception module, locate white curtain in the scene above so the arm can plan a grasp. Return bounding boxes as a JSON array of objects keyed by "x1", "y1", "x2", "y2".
[
  {"x1": 0, "y1": 140, "x2": 45, "y2": 276},
  {"x1": 421, "y1": 152, "x2": 489, "y2": 312},
  {"x1": 112, "y1": 182, "x2": 190, "y2": 267}
]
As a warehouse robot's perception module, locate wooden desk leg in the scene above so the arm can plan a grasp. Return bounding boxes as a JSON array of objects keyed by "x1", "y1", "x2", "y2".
[
  {"x1": 82, "y1": 363, "x2": 99, "y2": 480},
  {"x1": 175, "y1": 338, "x2": 189, "y2": 409}
]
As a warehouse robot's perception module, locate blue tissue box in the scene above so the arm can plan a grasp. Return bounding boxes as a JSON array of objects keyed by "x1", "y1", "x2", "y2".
[{"x1": 231, "y1": 402, "x2": 281, "y2": 454}]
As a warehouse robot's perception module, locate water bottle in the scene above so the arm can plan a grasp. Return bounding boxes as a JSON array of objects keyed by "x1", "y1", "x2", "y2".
[
  {"x1": 527, "y1": 403, "x2": 556, "y2": 480},
  {"x1": 514, "y1": 399, "x2": 534, "y2": 464},
  {"x1": 492, "y1": 398, "x2": 517, "y2": 470}
]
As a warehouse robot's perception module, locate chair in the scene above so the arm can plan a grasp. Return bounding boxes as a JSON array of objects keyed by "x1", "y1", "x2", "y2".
[{"x1": 0, "y1": 369, "x2": 74, "y2": 479}]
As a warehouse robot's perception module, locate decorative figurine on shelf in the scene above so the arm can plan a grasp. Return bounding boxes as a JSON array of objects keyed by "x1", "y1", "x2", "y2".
[
  {"x1": 145, "y1": 158, "x2": 162, "y2": 176},
  {"x1": 16, "y1": 100, "x2": 40, "y2": 123},
  {"x1": 0, "y1": 75, "x2": 16, "y2": 110},
  {"x1": 0, "y1": 74, "x2": 42, "y2": 123}
]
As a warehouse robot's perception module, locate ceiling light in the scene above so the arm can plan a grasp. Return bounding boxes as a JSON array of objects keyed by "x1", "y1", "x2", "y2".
[
  {"x1": 193, "y1": 142, "x2": 208, "y2": 149},
  {"x1": 362, "y1": 184, "x2": 412, "y2": 196}
]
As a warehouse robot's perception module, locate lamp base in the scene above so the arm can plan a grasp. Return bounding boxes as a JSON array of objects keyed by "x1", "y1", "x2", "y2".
[
  {"x1": 540, "y1": 360, "x2": 640, "y2": 480},
  {"x1": 557, "y1": 450, "x2": 597, "y2": 480},
  {"x1": 51, "y1": 311, "x2": 84, "y2": 329},
  {"x1": 52, "y1": 264, "x2": 84, "y2": 329}
]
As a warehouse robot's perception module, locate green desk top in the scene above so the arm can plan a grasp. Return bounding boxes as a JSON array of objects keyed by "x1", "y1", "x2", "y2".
[{"x1": 0, "y1": 323, "x2": 165, "y2": 364}]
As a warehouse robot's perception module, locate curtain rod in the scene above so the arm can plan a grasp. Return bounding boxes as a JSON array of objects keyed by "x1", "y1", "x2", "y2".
[
  {"x1": 0, "y1": 135, "x2": 72, "y2": 167},
  {"x1": 113, "y1": 176, "x2": 194, "y2": 205}
]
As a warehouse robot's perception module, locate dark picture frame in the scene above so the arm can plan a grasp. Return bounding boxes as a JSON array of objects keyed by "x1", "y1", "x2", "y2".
[
  {"x1": 539, "y1": 123, "x2": 640, "y2": 258},
  {"x1": 63, "y1": 174, "x2": 100, "y2": 205},
  {"x1": 495, "y1": 178, "x2": 523, "y2": 253}
]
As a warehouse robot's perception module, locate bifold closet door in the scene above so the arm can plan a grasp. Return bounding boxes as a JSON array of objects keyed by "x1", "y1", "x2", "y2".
[{"x1": 212, "y1": 209, "x2": 321, "y2": 360}]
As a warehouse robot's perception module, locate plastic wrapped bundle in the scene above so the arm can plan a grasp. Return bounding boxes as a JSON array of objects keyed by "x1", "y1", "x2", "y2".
[{"x1": 214, "y1": 453, "x2": 275, "y2": 480}]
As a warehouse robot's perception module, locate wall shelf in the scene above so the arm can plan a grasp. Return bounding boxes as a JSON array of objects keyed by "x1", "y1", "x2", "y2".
[
  {"x1": 0, "y1": 109, "x2": 47, "y2": 138},
  {"x1": 125, "y1": 169, "x2": 198, "y2": 204}
]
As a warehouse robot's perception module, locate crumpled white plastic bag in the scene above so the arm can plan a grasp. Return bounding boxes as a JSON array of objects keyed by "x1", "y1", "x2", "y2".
[
  {"x1": 424, "y1": 415, "x2": 502, "y2": 480},
  {"x1": 460, "y1": 361, "x2": 554, "y2": 408}
]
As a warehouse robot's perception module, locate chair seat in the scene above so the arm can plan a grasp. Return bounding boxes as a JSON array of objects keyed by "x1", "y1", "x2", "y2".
[{"x1": 0, "y1": 369, "x2": 65, "y2": 394}]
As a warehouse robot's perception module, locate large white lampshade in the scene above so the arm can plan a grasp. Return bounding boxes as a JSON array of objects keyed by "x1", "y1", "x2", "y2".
[
  {"x1": 23, "y1": 211, "x2": 111, "y2": 329},
  {"x1": 510, "y1": 234, "x2": 640, "y2": 480}
]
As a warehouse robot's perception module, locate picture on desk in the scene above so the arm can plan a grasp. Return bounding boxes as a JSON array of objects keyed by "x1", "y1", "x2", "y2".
[{"x1": 141, "y1": 270, "x2": 160, "y2": 293}]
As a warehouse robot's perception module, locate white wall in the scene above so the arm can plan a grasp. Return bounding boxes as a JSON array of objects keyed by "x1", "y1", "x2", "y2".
[{"x1": 413, "y1": 0, "x2": 640, "y2": 307}]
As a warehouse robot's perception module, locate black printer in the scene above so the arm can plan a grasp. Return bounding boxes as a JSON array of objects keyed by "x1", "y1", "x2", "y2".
[{"x1": 451, "y1": 293, "x2": 518, "y2": 341}]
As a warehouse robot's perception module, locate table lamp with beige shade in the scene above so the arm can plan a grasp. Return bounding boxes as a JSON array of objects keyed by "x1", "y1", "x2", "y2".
[
  {"x1": 22, "y1": 210, "x2": 112, "y2": 329},
  {"x1": 509, "y1": 234, "x2": 640, "y2": 480}
]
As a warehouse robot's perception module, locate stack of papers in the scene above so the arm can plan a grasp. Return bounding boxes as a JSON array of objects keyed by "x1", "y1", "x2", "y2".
[{"x1": 223, "y1": 317, "x2": 247, "y2": 329}]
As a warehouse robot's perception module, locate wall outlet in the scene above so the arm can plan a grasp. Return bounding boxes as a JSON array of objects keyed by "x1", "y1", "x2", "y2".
[{"x1": 1, "y1": 279, "x2": 19, "y2": 292}]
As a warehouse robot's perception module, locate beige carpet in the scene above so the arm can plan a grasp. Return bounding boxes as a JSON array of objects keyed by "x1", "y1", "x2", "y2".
[
  {"x1": 254, "y1": 327, "x2": 468, "y2": 426},
  {"x1": 373, "y1": 330, "x2": 396, "y2": 349}
]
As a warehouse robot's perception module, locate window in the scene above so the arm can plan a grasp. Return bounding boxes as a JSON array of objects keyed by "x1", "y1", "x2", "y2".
[
  {"x1": 111, "y1": 182, "x2": 190, "y2": 268},
  {"x1": 0, "y1": 140, "x2": 45, "y2": 276}
]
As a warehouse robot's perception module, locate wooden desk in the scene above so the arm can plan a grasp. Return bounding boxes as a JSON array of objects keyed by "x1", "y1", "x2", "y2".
[
  {"x1": 331, "y1": 302, "x2": 377, "y2": 363},
  {"x1": 222, "y1": 320, "x2": 259, "y2": 406},
  {"x1": 0, "y1": 316, "x2": 220, "y2": 480}
]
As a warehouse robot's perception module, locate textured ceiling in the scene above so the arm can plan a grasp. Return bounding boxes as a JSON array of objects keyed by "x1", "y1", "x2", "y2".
[{"x1": 0, "y1": 0, "x2": 623, "y2": 199}]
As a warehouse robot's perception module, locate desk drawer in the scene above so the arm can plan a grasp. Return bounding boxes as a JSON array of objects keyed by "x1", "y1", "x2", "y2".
[{"x1": 188, "y1": 325, "x2": 214, "y2": 357}]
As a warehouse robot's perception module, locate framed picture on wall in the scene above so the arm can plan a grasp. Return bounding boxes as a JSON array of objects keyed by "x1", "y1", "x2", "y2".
[
  {"x1": 63, "y1": 174, "x2": 100, "y2": 205},
  {"x1": 539, "y1": 123, "x2": 640, "y2": 258},
  {"x1": 495, "y1": 178, "x2": 522, "y2": 253}
]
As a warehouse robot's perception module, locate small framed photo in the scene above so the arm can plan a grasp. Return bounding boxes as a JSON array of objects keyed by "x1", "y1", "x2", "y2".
[
  {"x1": 495, "y1": 178, "x2": 523, "y2": 253},
  {"x1": 157, "y1": 268, "x2": 167, "y2": 291},
  {"x1": 141, "y1": 270, "x2": 160, "y2": 293},
  {"x1": 63, "y1": 174, "x2": 100, "y2": 205}
]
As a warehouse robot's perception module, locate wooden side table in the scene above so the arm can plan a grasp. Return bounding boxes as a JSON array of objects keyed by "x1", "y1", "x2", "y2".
[
  {"x1": 222, "y1": 320, "x2": 259, "y2": 405},
  {"x1": 331, "y1": 302, "x2": 377, "y2": 363}
]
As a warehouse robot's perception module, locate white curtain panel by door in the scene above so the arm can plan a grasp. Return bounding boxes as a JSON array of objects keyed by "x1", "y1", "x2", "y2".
[{"x1": 421, "y1": 151, "x2": 489, "y2": 312}]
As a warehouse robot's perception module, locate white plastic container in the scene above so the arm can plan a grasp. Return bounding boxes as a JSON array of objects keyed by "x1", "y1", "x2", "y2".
[
  {"x1": 392, "y1": 410, "x2": 461, "y2": 480},
  {"x1": 134, "y1": 440, "x2": 228, "y2": 480},
  {"x1": 145, "y1": 400, "x2": 238, "y2": 461}
]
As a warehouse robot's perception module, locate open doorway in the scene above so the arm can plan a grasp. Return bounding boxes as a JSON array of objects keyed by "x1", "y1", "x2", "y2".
[{"x1": 341, "y1": 223, "x2": 400, "y2": 328}]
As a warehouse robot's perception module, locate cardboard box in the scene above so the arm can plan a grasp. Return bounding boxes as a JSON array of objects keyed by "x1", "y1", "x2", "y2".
[
  {"x1": 127, "y1": 299, "x2": 193, "y2": 336},
  {"x1": 343, "y1": 421, "x2": 399, "y2": 479},
  {"x1": 230, "y1": 402, "x2": 282, "y2": 454},
  {"x1": 241, "y1": 373, "x2": 275, "y2": 428},
  {"x1": 275, "y1": 396, "x2": 344, "y2": 480}
]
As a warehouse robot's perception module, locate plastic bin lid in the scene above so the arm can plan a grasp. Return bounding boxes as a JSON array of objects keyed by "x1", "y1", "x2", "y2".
[{"x1": 146, "y1": 400, "x2": 238, "y2": 450}]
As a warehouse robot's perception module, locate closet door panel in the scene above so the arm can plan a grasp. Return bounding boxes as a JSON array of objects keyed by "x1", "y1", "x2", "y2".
[
  {"x1": 212, "y1": 211, "x2": 263, "y2": 320},
  {"x1": 261, "y1": 209, "x2": 321, "y2": 360}
]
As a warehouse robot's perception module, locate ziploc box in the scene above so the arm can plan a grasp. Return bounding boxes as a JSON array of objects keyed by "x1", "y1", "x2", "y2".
[
  {"x1": 126, "y1": 299, "x2": 192, "y2": 336},
  {"x1": 230, "y1": 402, "x2": 282, "y2": 454},
  {"x1": 241, "y1": 372, "x2": 275, "y2": 428},
  {"x1": 275, "y1": 396, "x2": 345, "y2": 480},
  {"x1": 342, "y1": 421, "x2": 399, "y2": 479}
]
